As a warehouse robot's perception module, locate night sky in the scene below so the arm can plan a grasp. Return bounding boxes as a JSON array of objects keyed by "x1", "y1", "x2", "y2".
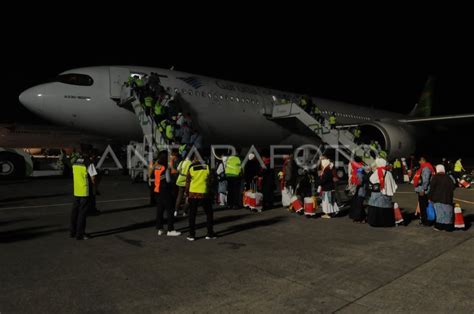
[{"x1": 3, "y1": 10, "x2": 471, "y2": 156}]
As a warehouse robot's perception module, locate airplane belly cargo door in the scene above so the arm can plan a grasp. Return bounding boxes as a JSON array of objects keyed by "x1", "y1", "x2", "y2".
[{"x1": 109, "y1": 67, "x2": 130, "y2": 99}]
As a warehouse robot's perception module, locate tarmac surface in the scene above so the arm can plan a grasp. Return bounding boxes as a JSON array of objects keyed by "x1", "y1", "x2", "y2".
[{"x1": 1, "y1": 175, "x2": 473, "y2": 313}]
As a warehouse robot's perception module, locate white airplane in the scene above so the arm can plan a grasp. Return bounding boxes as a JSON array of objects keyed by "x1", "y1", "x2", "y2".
[{"x1": 18, "y1": 66, "x2": 474, "y2": 158}]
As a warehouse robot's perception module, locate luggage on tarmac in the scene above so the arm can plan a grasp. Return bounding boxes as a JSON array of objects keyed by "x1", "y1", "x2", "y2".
[
  {"x1": 304, "y1": 197, "x2": 317, "y2": 216},
  {"x1": 290, "y1": 195, "x2": 303, "y2": 213}
]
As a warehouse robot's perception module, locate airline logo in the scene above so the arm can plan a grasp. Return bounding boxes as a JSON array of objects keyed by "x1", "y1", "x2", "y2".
[{"x1": 177, "y1": 76, "x2": 204, "y2": 89}]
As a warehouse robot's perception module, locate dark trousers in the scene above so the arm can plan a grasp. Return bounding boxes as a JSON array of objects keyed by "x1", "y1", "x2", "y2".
[
  {"x1": 149, "y1": 183, "x2": 156, "y2": 205},
  {"x1": 156, "y1": 192, "x2": 175, "y2": 231},
  {"x1": 227, "y1": 176, "x2": 242, "y2": 208},
  {"x1": 88, "y1": 188, "x2": 97, "y2": 213},
  {"x1": 188, "y1": 198, "x2": 214, "y2": 237},
  {"x1": 262, "y1": 183, "x2": 274, "y2": 210},
  {"x1": 393, "y1": 168, "x2": 402, "y2": 183},
  {"x1": 418, "y1": 194, "x2": 431, "y2": 226},
  {"x1": 71, "y1": 197, "x2": 89, "y2": 239},
  {"x1": 86, "y1": 180, "x2": 98, "y2": 213}
]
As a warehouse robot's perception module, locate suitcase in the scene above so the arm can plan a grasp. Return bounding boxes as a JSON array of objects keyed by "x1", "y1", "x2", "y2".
[
  {"x1": 290, "y1": 195, "x2": 303, "y2": 213},
  {"x1": 304, "y1": 197, "x2": 316, "y2": 216}
]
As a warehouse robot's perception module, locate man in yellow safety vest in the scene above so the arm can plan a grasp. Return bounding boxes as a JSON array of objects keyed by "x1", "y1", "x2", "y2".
[
  {"x1": 70, "y1": 155, "x2": 91, "y2": 240},
  {"x1": 185, "y1": 155, "x2": 216, "y2": 241},
  {"x1": 225, "y1": 153, "x2": 242, "y2": 209}
]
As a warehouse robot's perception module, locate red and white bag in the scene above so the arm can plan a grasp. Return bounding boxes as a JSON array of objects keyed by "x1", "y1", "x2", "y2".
[
  {"x1": 247, "y1": 191, "x2": 263, "y2": 210},
  {"x1": 290, "y1": 195, "x2": 303, "y2": 213},
  {"x1": 459, "y1": 179, "x2": 471, "y2": 189},
  {"x1": 304, "y1": 197, "x2": 316, "y2": 216}
]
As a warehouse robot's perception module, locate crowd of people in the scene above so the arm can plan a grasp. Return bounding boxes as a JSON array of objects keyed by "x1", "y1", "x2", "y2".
[
  {"x1": 344, "y1": 155, "x2": 468, "y2": 231},
  {"x1": 69, "y1": 147, "x2": 469, "y2": 241},
  {"x1": 125, "y1": 73, "x2": 203, "y2": 149},
  {"x1": 69, "y1": 76, "x2": 472, "y2": 240}
]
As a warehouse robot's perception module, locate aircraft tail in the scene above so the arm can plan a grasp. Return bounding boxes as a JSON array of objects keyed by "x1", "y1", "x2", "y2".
[{"x1": 409, "y1": 76, "x2": 435, "y2": 117}]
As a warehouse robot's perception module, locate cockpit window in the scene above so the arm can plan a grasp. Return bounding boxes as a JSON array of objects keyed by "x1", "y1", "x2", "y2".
[{"x1": 56, "y1": 73, "x2": 94, "y2": 86}]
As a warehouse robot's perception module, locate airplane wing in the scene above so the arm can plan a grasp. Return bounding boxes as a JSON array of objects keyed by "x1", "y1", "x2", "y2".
[{"x1": 398, "y1": 114, "x2": 474, "y2": 124}]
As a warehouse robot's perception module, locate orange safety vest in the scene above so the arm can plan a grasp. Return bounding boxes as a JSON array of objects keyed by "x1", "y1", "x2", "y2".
[
  {"x1": 154, "y1": 165, "x2": 166, "y2": 193},
  {"x1": 169, "y1": 155, "x2": 178, "y2": 175}
]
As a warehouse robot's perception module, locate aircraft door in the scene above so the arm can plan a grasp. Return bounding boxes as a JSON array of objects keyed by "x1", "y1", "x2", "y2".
[{"x1": 109, "y1": 67, "x2": 130, "y2": 99}]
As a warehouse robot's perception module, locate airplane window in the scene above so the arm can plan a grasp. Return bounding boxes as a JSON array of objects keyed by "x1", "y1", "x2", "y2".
[
  {"x1": 251, "y1": 99, "x2": 255, "y2": 104},
  {"x1": 208, "y1": 93, "x2": 212, "y2": 98},
  {"x1": 56, "y1": 73, "x2": 93, "y2": 86},
  {"x1": 236, "y1": 97, "x2": 240, "y2": 102},
  {"x1": 230, "y1": 96, "x2": 234, "y2": 101},
  {"x1": 220, "y1": 95, "x2": 224, "y2": 100},
  {"x1": 246, "y1": 98, "x2": 250, "y2": 103}
]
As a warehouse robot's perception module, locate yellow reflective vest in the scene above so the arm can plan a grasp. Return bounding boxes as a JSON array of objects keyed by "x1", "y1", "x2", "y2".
[
  {"x1": 354, "y1": 128, "x2": 361, "y2": 138},
  {"x1": 73, "y1": 164, "x2": 89, "y2": 197},
  {"x1": 144, "y1": 96, "x2": 153, "y2": 108},
  {"x1": 176, "y1": 159, "x2": 192, "y2": 187},
  {"x1": 454, "y1": 160, "x2": 463, "y2": 172},
  {"x1": 189, "y1": 164, "x2": 210, "y2": 194},
  {"x1": 225, "y1": 156, "x2": 241, "y2": 177}
]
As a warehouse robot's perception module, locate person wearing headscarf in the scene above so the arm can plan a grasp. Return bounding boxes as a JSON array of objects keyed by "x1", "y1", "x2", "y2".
[
  {"x1": 367, "y1": 158, "x2": 398, "y2": 227},
  {"x1": 429, "y1": 164, "x2": 455, "y2": 231},
  {"x1": 319, "y1": 158, "x2": 339, "y2": 218},
  {"x1": 413, "y1": 156, "x2": 435, "y2": 226},
  {"x1": 244, "y1": 153, "x2": 261, "y2": 191},
  {"x1": 349, "y1": 157, "x2": 368, "y2": 223},
  {"x1": 260, "y1": 156, "x2": 275, "y2": 210},
  {"x1": 216, "y1": 155, "x2": 228, "y2": 207}
]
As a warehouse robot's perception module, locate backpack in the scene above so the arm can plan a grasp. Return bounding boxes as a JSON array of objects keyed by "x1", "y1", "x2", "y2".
[{"x1": 369, "y1": 170, "x2": 387, "y2": 193}]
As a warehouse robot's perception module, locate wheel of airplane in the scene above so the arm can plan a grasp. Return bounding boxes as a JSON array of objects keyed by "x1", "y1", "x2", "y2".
[{"x1": 0, "y1": 152, "x2": 26, "y2": 179}]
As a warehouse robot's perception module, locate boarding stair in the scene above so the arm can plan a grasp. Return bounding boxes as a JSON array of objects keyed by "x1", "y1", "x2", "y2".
[
  {"x1": 267, "y1": 102, "x2": 378, "y2": 165},
  {"x1": 118, "y1": 86, "x2": 170, "y2": 181}
]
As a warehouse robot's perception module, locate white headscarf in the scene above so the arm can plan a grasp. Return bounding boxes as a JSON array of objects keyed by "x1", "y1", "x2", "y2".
[
  {"x1": 375, "y1": 158, "x2": 387, "y2": 168},
  {"x1": 248, "y1": 153, "x2": 255, "y2": 160},
  {"x1": 321, "y1": 159, "x2": 330, "y2": 169},
  {"x1": 436, "y1": 164, "x2": 445, "y2": 173},
  {"x1": 370, "y1": 158, "x2": 398, "y2": 196}
]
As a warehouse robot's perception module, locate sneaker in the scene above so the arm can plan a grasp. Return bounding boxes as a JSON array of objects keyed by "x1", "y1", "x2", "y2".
[
  {"x1": 167, "y1": 230, "x2": 181, "y2": 236},
  {"x1": 157, "y1": 229, "x2": 164, "y2": 236},
  {"x1": 205, "y1": 233, "x2": 217, "y2": 240},
  {"x1": 321, "y1": 214, "x2": 331, "y2": 219},
  {"x1": 187, "y1": 236, "x2": 195, "y2": 241}
]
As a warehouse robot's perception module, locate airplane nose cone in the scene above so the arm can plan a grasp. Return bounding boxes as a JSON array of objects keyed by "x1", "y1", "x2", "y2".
[{"x1": 19, "y1": 86, "x2": 45, "y2": 113}]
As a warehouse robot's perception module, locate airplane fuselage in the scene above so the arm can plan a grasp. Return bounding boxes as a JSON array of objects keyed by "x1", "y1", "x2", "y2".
[{"x1": 19, "y1": 66, "x2": 416, "y2": 157}]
